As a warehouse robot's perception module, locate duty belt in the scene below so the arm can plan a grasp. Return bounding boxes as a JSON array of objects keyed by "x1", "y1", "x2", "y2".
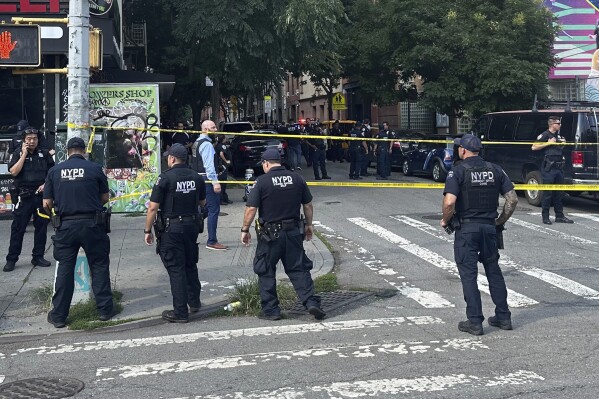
[
  {"x1": 166, "y1": 215, "x2": 199, "y2": 223},
  {"x1": 265, "y1": 219, "x2": 300, "y2": 232},
  {"x1": 61, "y1": 213, "x2": 96, "y2": 221},
  {"x1": 459, "y1": 218, "x2": 495, "y2": 225}
]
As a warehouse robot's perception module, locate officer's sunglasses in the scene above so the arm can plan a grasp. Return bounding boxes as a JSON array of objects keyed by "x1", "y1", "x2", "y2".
[{"x1": 24, "y1": 128, "x2": 39, "y2": 135}]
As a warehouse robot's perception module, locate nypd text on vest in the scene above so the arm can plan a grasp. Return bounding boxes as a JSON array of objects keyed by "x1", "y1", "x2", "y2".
[
  {"x1": 470, "y1": 170, "x2": 494, "y2": 186},
  {"x1": 272, "y1": 176, "x2": 293, "y2": 188},
  {"x1": 176, "y1": 180, "x2": 196, "y2": 194},
  {"x1": 61, "y1": 168, "x2": 85, "y2": 181}
]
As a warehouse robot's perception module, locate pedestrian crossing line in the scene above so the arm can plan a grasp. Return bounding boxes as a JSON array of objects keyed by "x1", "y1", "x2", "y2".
[
  {"x1": 314, "y1": 221, "x2": 453, "y2": 308},
  {"x1": 167, "y1": 369, "x2": 544, "y2": 398},
  {"x1": 569, "y1": 213, "x2": 599, "y2": 223},
  {"x1": 510, "y1": 217, "x2": 597, "y2": 245},
  {"x1": 96, "y1": 338, "x2": 488, "y2": 381},
  {"x1": 0, "y1": 375, "x2": 4, "y2": 384},
  {"x1": 348, "y1": 218, "x2": 538, "y2": 308},
  {"x1": 393, "y1": 216, "x2": 599, "y2": 300},
  {"x1": 8, "y1": 317, "x2": 445, "y2": 358}
]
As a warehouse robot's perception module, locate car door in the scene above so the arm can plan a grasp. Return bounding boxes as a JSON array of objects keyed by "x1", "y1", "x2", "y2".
[{"x1": 484, "y1": 115, "x2": 518, "y2": 178}]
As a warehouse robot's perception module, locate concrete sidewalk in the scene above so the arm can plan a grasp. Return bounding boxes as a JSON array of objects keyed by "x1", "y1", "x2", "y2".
[{"x1": 0, "y1": 186, "x2": 334, "y2": 336}]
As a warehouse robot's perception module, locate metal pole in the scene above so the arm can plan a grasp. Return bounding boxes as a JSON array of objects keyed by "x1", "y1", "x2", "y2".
[{"x1": 67, "y1": 0, "x2": 90, "y2": 142}]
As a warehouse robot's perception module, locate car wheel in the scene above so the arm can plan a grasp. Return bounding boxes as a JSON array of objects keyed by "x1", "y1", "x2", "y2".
[
  {"x1": 432, "y1": 160, "x2": 447, "y2": 182},
  {"x1": 402, "y1": 159, "x2": 413, "y2": 176},
  {"x1": 524, "y1": 171, "x2": 543, "y2": 207}
]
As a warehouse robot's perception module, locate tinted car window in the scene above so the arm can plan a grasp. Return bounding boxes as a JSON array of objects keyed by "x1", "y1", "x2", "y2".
[
  {"x1": 488, "y1": 115, "x2": 516, "y2": 141},
  {"x1": 515, "y1": 115, "x2": 545, "y2": 141},
  {"x1": 582, "y1": 113, "x2": 599, "y2": 142},
  {"x1": 471, "y1": 117, "x2": 489, "y2": 138}
]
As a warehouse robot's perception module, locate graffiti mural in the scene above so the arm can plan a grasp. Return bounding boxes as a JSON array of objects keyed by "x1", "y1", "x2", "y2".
[{"x1": 89, "y1": 84, "x2": 161, "y2": 213}]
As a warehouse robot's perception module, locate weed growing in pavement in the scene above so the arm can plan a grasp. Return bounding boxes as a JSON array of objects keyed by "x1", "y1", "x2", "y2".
[
  {"x1": 314, "y1": 273, "x2": 339, "y2": 292},
  {"x1": 30, "y1": 283, "x2": 54, "y2": 311},
  {"x1": 314, "y1": 230, "x2": 334, "y2": 253},
  {"x1": 66, "y1": 291, "x2": 126, "y2": 330}
]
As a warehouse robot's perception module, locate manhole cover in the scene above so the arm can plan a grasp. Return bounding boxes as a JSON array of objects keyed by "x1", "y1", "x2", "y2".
[
  {"x1": 284, "y1": 290, "x2": 374, "y2": 315},
  {"x1": 421, "y1": 214, "x2": 441, "y2": 220},
  {"x1": 0, "y1": 377, "x2": 84, "y2": 399}
]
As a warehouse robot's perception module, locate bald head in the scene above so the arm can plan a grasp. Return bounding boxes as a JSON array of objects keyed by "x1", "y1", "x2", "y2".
[{"x1": 201, "y1": 120, "x2": 217, "y2": 132}]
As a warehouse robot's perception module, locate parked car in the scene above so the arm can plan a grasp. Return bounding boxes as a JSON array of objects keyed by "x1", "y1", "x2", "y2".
[
  {"x1": 220, "y1": 121, "x2": 254, "y2": 136},
  {"x1": 401, "y1": 135, "x2": 454, "y2": 182},
  {"x1": 471, "y1": 108, "x2": 599, "y2": 206},
  {"x1": 230, "y1": 129, "x2": 288, "y2": 177},
  {"x1": 390, "y1": 130, "x2": 427, "y2": 170}
]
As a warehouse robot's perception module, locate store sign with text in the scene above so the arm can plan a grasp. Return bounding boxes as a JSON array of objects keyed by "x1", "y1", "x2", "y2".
[{"x1": 90, "y1": 0, "x2": 113, "y2": 16}]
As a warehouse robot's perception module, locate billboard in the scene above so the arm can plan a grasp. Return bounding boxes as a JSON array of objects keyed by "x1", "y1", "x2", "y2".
[{"x1": 88, "y1": 84, "x2": 161, "y2": 213}]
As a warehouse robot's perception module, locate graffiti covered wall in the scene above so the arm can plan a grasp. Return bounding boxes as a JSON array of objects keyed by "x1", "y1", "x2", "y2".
[{"x1": 89, "y1": 84, "x2": 161, "y2": 213}]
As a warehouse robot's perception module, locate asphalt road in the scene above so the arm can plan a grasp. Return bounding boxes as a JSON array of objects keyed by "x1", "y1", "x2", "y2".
[{"x1": 1, "y1": 162, "x2": 599, "y2": 398}]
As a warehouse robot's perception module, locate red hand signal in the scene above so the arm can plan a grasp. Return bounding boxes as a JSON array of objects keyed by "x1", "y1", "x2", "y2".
[{"x1": 0, "y1": 31, "x2": 18, "y2": 59}]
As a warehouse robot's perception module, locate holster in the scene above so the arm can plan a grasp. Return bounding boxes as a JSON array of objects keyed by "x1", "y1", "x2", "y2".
[
  {"x1": 153, "y1": 211, "x2": 166, "y2": 239},
  {"x1": 255, "y1": 218, "x2": 272, "y2": 242},
  {"x1": 496, "y1": 224, "x2": 505, "y2": 250},
  {"x1": 197, "y1": 213, "x2": 205, "y2": 234},
  {"x1": 51, "y1": 214, "x2": 61, "y2": 230},
  {"x1": 95, "y1": 207, "x2": 112, "y2": 233},
  {"x1": 444, "y1": 216, "x2": 461, "y2": 235},
  {"x1": 299, "y1": 215, "x2": 306, "y2": 238}
]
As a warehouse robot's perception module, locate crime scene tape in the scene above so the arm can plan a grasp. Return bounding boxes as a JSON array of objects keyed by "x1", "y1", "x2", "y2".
[{"x1": 65, "y1": 122, "x2": 599, "y2": 146}]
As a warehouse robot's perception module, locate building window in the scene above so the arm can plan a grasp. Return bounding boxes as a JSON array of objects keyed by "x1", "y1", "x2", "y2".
[
  {"x1": 400, "y1": 102, "x2": 434, "y2": 132},
  {"x1": 549, "y1": 79, "x2": 586, "y2": 101}
]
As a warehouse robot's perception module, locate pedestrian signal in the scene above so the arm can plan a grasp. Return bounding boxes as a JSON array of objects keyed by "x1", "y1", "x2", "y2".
[{"x1": 0, "y1": 24, "x2": 41, "y2": 67}]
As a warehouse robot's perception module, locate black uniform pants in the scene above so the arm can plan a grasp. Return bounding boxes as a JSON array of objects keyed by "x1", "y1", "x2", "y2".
[
  {"x1": 253, "y1": 228, "x2": 320, "y2": 315},
  {"x1": 541, "y1": 167, "x2": 565, "y2": 218},
  {"x1": 454, "y1": 223, "x2": 510, "y2": 324},
  {"x1": 50, "y1": 220, "x2": 113, "y2": 322},
  {"x1": 7, "y1": 194, "x2": 49, "y2": 263},
  {"x1": 349, "y1": 148, "x2": 360, "y2": 177},
  {"x1": 312, "y1": 148, "x2": 328, "y2": 178},
  {"x1": 158, "y1": 222, "x2": 201, "y2": 318},
  {"x1": 377, "y1": 148, "x2": 390, "y2": 178}
]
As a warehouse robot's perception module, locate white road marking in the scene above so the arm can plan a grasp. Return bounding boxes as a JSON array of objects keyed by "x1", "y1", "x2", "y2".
[
  {"x1": 96, "y1": 338, "x2": 487, "y2": 381},
  {"x1": 10, "y1": 317, "x2": 444, "y2": 358},
  {"x1": 510, "y1": 217, "x2": 596, "y2": 245},
  {"x1": 349, "y1": 218, "x2": 537, "y2": 308},
  {"x1": 314, "y1": 221, "x2": 453, "y2": 308},
  {"x1": 168, "y1": 369, "x2": 544, "y2": 398},
  {"x1": 569, "y1": 213, "x2": 599, "y2": 223},
  {"x1": 394, "y1": 216, "x2": 599, "y2": 300},
  {"x1": 0, "y1": 375, "x2": 4, "y2": 384}
]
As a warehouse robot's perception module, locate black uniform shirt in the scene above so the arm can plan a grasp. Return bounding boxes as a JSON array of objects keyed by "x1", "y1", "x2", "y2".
[
  {"x1": 536, "y1": 130, "x2": 564, "y2": 161},
  {"x1": 308, "y1": 130, "x2": 326, "y2": 150},
  {"x1": 377, "y1": 129, "x2": 390, "y2": 150},
  {"x1": 44, "y1": 154, "x2": 107, "y2": 216},
  {"x1": 247, "y1": 166, "x2": 312, "y2": 223},
  {"x1": 150, "y1": 164, "x2": 206, "y2": 218},
  {"x1": 349, "y1": 127, "x2": 363, "y2": 149},
  {"x1": 9, "y1": 147, "x2": 54, "y2": 189},
  {"x1": 443, "y1": 156, "x2": 514, "y2": 220}
]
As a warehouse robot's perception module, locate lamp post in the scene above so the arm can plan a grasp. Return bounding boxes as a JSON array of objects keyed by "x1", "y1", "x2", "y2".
[{"x1": 67, "y1": 0, "x2": 90, "y2": 142}]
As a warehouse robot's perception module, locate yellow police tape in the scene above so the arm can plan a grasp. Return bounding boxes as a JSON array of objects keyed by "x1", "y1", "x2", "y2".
[
  {"x1": 108, "y1": 181, "x2": 599, "y2": 202},
  {"x1": 65, "y1": 122, "x2": 599, "y2": 146}
]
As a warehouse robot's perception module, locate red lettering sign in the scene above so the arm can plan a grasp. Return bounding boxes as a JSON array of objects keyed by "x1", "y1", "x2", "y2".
[{"x1": 0, "y1": 0, "x2": 60, "y2": 13}]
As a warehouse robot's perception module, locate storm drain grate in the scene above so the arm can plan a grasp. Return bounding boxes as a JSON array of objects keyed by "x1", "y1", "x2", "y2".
[
  {"x1": 284, "y1": 290, "x2": 374, "y2": 315},
  {"x1": 0, "y1": 377, "x2": 84, "y2": 399}
]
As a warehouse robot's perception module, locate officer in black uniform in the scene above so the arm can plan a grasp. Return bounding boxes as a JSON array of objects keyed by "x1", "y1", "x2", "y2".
[
  {"x1": 145, "y1": 143, "x2": 206, "y2": 323},
  {"x1": 532, "y1": 116, "x2": 574, "y2": 225},
  {"x1": 240, "y1": 148, "x2": 325, "y2": 321},
  {"x1": 375, "y1": 122, "x2": 392, "y2": 180},
  {"x1": 348, "y1": 122, "x2": 368, "y2": 180},
  {"x1": 44, "y1": 137, "x2": 113, "y2": 328},
  {"x1": 441, "y1": 134, "x2": 519, "y2": 335},
  {"x1": 4, "y1": 128, "x2": 54, "y2": 272},
  {"x1": 306, "y1": 126, "x2": 331, "y2": 180}
]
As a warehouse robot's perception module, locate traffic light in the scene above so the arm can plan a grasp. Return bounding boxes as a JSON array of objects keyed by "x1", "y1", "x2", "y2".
[
  {"x1": 0, "y1": 24, "x2": 41, "y2": 67},
  {"x1": 89, "y1": 28, "x2": 103, "y2": 70}
]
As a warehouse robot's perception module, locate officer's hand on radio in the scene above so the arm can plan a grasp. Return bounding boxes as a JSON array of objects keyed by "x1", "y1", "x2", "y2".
[
  {"x1": 305, "y1": 225, "x2": 313, "y2": 241},
  {"x1": 241, "y1": 231, "x2": 251, "y2": 247},
  {"x1": 145, "y1": 231, "x2": 154, "y2": 245}
]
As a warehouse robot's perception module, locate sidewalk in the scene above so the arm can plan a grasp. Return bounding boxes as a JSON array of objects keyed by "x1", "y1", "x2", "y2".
[{"x1": 0, "y1": 186, "x2": 334, "y2": 336}]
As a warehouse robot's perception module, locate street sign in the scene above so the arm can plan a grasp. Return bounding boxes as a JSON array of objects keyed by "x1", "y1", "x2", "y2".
[
  {"x1": 205, "y1": 76, "x2": 214, "y2": 87},
  {"x1": 264, "y1": 95, "x2": 272, "y2": 113},
  {"x1": 332, "y1": 93, "x2": 347, "y2": 110},
  {"x1": 90, "y1": 0, "x2": 114, "y2": 16},
  {"x1": 0, "y1": 24, "x2": 41, "y2": 67}
]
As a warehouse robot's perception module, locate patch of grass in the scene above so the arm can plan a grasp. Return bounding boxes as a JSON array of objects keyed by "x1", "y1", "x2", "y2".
[
  {"x1": 314, "y1": 273, "x2": 339, "y2": 293},
  {"x1": 314, "y1": 230, "x2": 334, "y2": 253},
  {"x1": 67, "y1": 290, "x2": 125, "y2": 330},
  {"x1": 30, "y1": 283, "x2": 54, "y2": 311}
]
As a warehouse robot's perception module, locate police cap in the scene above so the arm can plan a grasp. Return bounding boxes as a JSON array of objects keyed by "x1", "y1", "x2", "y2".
[
  {"x1": 168, "y1": 143, "x2": 188, "y2": 160},
  {"x1": 454, "y1": 134, "x2": 482, "y2": 152},
  {"x1": 67, "y1": 137, "x2": 86, "y2": 149},
  {"x1": 261, "y1": 148, "x2": 281, "y2": 162}
]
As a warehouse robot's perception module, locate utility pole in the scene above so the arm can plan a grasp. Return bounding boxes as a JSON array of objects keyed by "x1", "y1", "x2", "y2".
[{"x1": 67, "y1": 0, "x2": 90, "y2": 142}]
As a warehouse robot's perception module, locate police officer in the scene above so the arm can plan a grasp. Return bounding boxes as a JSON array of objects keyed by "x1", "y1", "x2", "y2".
[
  {"x1": 306, "y1": 126, "x2": 331, "y2": 180},
  {"x1": 240, "y1": 148, "x2": 325, "y2": 321},
  {"x1": 145, "y1": 143, "x2": 206, "y2": 323},
  {"x1": 4, "y1": 128, "x2": 54, "y2": 272},
  {"x1": 532, "y1": 116, "x2": 574, "y2": 225},
  {"x1": 441, "y1": 134, "x2": 518, "y2": 335},
  {"x1": 348, "y1": 122, "x2": 368, "y2": 180},
  {"x1": 375, "y1": 122, "x2": 392, "y2": 180},
  {"x1": 43, "y1": 137, "x2": 113, "y2": 328}
]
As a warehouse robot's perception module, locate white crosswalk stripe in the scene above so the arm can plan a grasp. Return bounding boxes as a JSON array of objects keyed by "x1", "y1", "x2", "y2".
[
  {"x1": 167, "y1": 370, "x2": 544, "y2": 398},
  {"x1": 510, "y1": 217, "x2": 597, "y2": 244},
  {"x1": 348, "y1": 217, "x2": 538, "y2": 308},
  {"x1": 569, "y1": 213, "x2": 599, "y2": 223},
  {"x1": 314, "y1": 221, "x2": 454, "y2": 308},
  {"x1": 393, "y1": 215, "x2": 599, "y2": 300},
  {"x1": 96, "y1": 338, "x2": 487, "y2": 381}
]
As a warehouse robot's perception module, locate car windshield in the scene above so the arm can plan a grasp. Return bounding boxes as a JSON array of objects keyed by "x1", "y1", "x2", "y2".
[{"x1": 583, "y1": 112, "x2": 599, "y2": 143}]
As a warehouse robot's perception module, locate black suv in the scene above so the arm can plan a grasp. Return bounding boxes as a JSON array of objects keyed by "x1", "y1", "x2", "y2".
[{"x1": 471, "y1": 109, "x2": 599, "y2": 206}]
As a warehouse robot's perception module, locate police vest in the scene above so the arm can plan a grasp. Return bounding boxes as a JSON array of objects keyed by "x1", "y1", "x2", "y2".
[
  {"x1": 456, "y1": 162, "x2": 500, "y2": 215},
  {"x1": 14, "y1": 149, "x2": 50, "y2": 188},
  {"x1": 542, "y1": 132, "x2": 564, "y2": 161},
  {"x1": 190, "y1": 138, "x2": 214, "y2": 174},
  {"x1": 162, "y1": 169, "x2": 200, "y2": 218}
]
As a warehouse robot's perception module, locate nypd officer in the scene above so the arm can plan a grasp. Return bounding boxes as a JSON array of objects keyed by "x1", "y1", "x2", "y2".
[
  {"x1": 532, "y1": 116, "x2": 574, "y2": 225},
  {"x1": 43, "y1": 137, "x2": 113, "y2": 328},
  {"x1": 4, "y1": 127, "x2": 54, "y2": 272},
  {"x1": 441, "y1": 134, "x2": 518, "y2": 335},
  {"x1": 145, "y1": 143, "x2": 206, "y2": 323},
  {"x1": 348, "y1": 122, "x2": 368, "y2": 180},
  {"x1": 240, "y1": 148, "x2": 325, "y2": 321}
]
